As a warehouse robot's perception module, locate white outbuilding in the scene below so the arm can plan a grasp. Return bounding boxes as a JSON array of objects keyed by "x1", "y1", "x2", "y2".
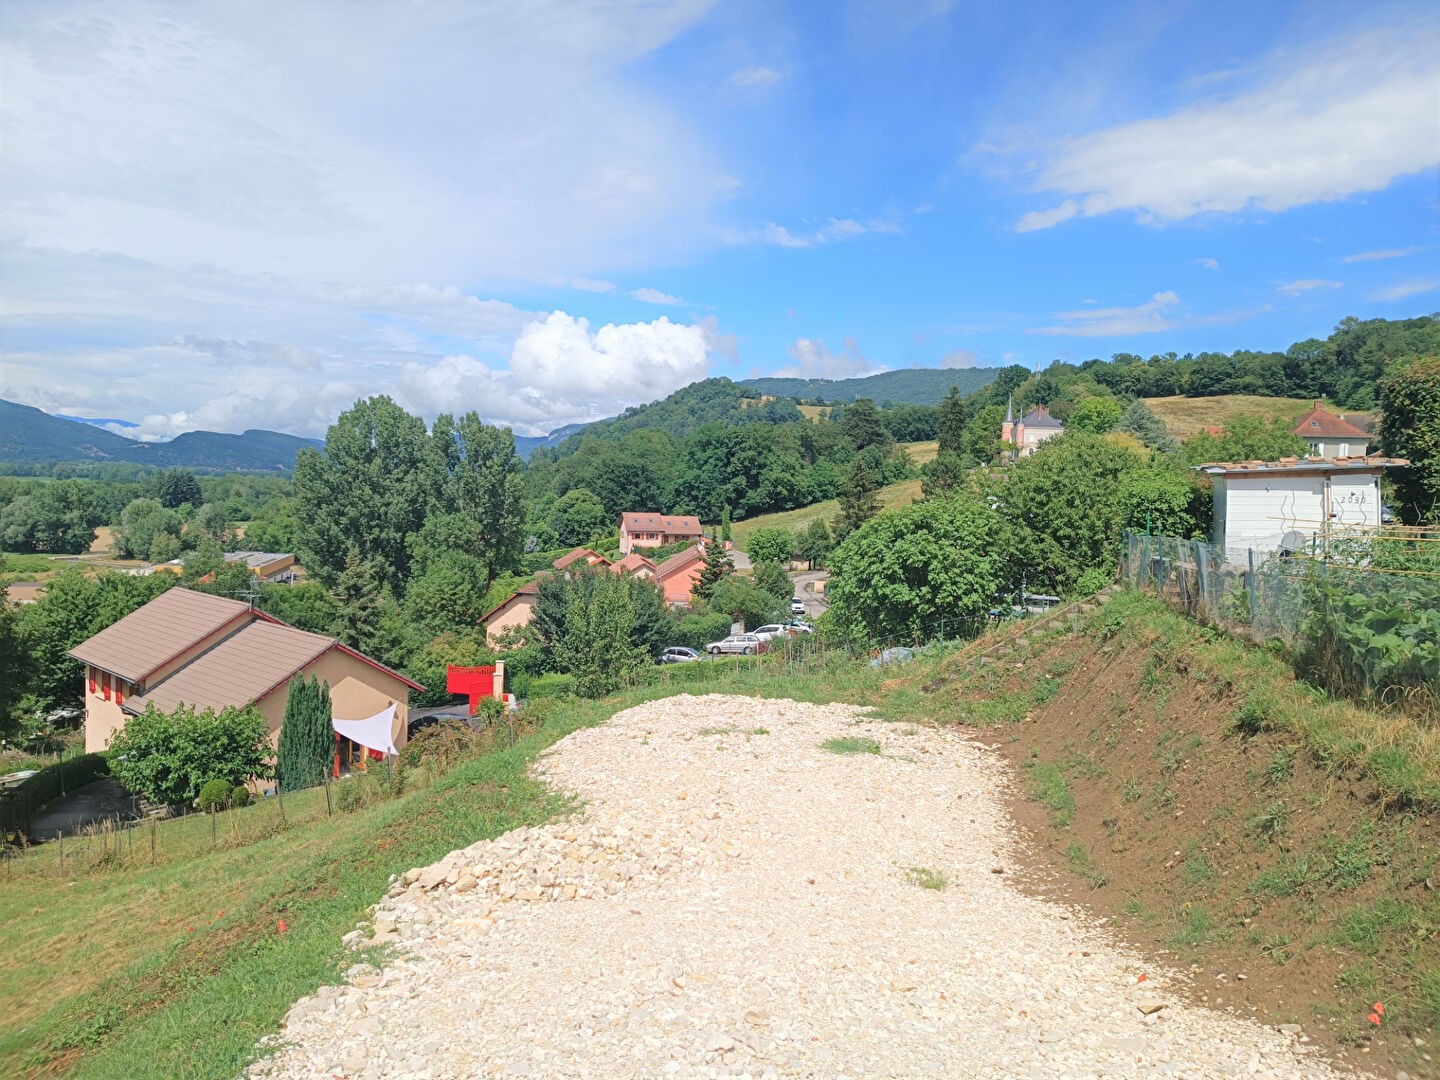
[{"x1": 1194, "y1": 457, "x2": 1408, "y2": 561}]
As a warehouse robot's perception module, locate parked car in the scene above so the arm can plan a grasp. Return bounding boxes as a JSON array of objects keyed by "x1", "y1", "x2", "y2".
[
  {"x1": 791, "y1": 597, "x2": 806, "y2": 615},
  {"x1": 659, "y1": 646, "x2": 702, "y2": 664},
  {"x1": 706, "y1": 633, "x2": 763, "y2": 655},
  {"x1": 788, "y1": 620, "x2": 814, "y2": 633},
  {"x1": 751, "y1": 624, "x2": 790, "y2": 640}
]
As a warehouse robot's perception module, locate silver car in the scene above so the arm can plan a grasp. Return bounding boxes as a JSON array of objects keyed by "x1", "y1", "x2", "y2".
[{"x1": 706, "y1": 633, "x2": 763, "y2": 655}]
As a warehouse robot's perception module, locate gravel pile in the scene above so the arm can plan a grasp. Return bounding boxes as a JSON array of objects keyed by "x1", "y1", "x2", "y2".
[{"x1": 250, "y1": 694, "x2": 1358, "y2": 1080}]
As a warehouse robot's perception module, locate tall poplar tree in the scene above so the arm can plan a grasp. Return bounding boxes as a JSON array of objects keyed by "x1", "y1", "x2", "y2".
[{"x1": 936, "y1": 387, "x2": 967, "y2": 456}]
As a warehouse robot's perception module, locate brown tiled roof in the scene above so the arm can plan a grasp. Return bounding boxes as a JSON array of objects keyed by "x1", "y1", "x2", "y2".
[
  {"x1": 553, "y1": 547, "x2": 611, "y2": 570},
  {"x1": 68, "y1": 588, "x2": 253, "y2": 681},
  {"x1": 1291, "y1": 402, "x2": 1370, "y2": 439},
  {"x1": 654, "y1": 544, "x2": 706, "y2": 579},
  {"x1": 620, "y1": 512, "x2": 703, "y2": 535},
  {"x1": 124, "y1": 620, "x2": 335, "y2": 715},
  {"x1": 611, "y1": 552, "x2": 656, "y2": 575}
]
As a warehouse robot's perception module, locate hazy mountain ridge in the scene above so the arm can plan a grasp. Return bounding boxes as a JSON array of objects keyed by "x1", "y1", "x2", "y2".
[
  {"x1": 741, "y1": 366, "x2": 1000, "y2": 405},
  {"x1": 0, "y1": 399, "x2": 322, "y2": 470}
]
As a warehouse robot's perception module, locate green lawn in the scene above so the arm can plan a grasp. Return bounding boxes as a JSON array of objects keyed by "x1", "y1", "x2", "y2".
[{"x1": 731, "y1": 476, "x2": 923, "y2": 547}]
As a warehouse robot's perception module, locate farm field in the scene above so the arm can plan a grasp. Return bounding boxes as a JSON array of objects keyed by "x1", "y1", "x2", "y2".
[{"x1": 1142, "y1": 395, "x2": 1371, "y2": 440}]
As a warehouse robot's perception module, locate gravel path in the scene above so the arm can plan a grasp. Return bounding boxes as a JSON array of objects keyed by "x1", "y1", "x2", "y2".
[{"x1": 251, "y1": 694, "x2": 1357, "y2": 1080}]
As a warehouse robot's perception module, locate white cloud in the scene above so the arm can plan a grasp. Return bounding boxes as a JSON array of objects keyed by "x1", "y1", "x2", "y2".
[
  {"x1": 775, "y1": 337, "x2": 881, "y2": 379},
  {"x1": 1276, "y1": 279, "x2": 1342, "y2": 298},
  {"x1": 1007, "y1": 24, "x2": 1440, "y2": 230},
  {"x1": 1031, "y1": 291, "x2": 1181, "y2": 337},
  {"x1": 1342, "y1": 248, "x2": 1417, "y2": 263},
  {"x1": 631, "y1": 287, "x2": 684, "y2": 305},
  {"x1": 1370, "y1": 280, "x2": 1440, "y2": 302},
  {"x1": 735, "y1": 214, "x2": 905, "y2": 248},
  {"x1": 731, "y1": 65, "x2": 783, "y2": 88},
  {"x1": 1194, "y1": 257, "x2": 1220, "y2": 271}
]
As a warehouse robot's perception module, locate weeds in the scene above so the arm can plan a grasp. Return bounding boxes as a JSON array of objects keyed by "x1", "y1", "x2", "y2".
[
  {"x1": 1182, "y1": 848, "x2": 1218, "y2": 891},
  {"x1": 1251, "y1": 800, "x2": 1289, "y2": 841},
  {"x1": 1330, "y1": 898, "x2": 1417, "y2": 955},
  {"x1": 821, "y1": 737, "x2": 882, "y2": 755},
  {"x1": 1265, "y1": 748, "x2": 1295, "y2": 785},
  {"x1": 1026, "y1": 761, "x2": 1076, "y2": 827},
  {"x1": 1323, "y1": 829, "x2": 1372, "y2": 891},
  {"x1": 1257, "y1": 932, "x2": 1295, "y2": 965},
  {"x1": 1065, "y1": 842, "x2": 1109, "y2": 889},
  {"x1": 1250, "y1": 853, "x2": 1322, "y2": 898},
  {"x1": 1169, "y1": 906, "x2": 1217, "y2": 948},
  {"x1": 904, "y1": 866, "x2": 946, "y2": 891}
]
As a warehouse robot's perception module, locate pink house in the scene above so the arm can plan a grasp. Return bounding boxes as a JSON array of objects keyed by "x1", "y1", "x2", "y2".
[
  {"x1": 653, "y1": 545, "x2": 707, "y2": 605},
  {"x1": 619, "y1": 512, "x2": 704, "y2": 555},
  {"x1": 1000, "y1": 398, "x2": 1064, "y2": 460}
]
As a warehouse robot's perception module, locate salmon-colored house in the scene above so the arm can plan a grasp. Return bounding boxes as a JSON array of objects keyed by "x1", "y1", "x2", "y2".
[
  {"x1": 653, "y1": 544, "x2": 707, "y2": 605},
  {"x1": 610, "y1": 552, "x2": 656, "y2": 580},
  {"x1": 67, "y1": 588, "x2": 422, "y2": 761},
  {"x1": 552, "y1": 547, "x2": 611, "y2": 571},
  {"x1": 618, "y1": 513, "x2": 704, "y2": 555}
]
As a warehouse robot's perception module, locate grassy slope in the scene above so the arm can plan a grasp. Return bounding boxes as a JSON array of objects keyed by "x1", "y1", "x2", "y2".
[
  {"x1": 729, "y1": 440, "x2": 932, "y2": 546},
  {"x1": 1143, "y1": 395, "x2": 1335, "y2": 440}
]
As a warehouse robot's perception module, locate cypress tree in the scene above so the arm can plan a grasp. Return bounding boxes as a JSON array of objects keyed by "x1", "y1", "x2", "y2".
[{"x1": 275, "y1": 675, "x2": 334, "y2": 791}]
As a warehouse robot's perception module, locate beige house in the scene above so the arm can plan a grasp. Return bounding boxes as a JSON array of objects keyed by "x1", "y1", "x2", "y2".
[
  {"x1": 68, "y1": 588, "x2": 421, "y2": 757},
  {"x1": 611, "y1": 552, "x2": 657, "y2": 580},
  {"x1": 1291, "y1": 401, "x2": 1371, "y2": 458},
  {"x1": 619, "y1": 513, "x2": 704, "y2": 555},
  {"x1": 480, "y1": 581, "x2": 540, "y2": 644},
  {"x1": 552, "y1": 547, "x2": 611, "y2": 571}
]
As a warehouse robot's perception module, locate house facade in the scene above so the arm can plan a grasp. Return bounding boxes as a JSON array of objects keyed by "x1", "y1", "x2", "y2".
[
  {"x1": 1000, "y1": 399, "x2": 1065, "y2": 460},
  {"x1": 552, "y1": 547, "x2": 611, "y2": 571},
  {"x1": 68, "y1": 588, "x2": 420, "y2": 755},
  {"x1": 1195, "y1": 457, "x2": 1407, "y2": 560},
  {"x1": 653, "y1": 544, "x2": 706, "y2": 604},
  {"x1": 1291, "y1": 401, "x2": 1371, "y2": 458},
  {"x1": 481, "y1": 581, "x2": 540, "y2": 644},
  {"x1": 619, "y1": 513, "x2": 704, "y2": 555}
]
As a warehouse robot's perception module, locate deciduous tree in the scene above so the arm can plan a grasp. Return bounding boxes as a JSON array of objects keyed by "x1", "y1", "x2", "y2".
[
  {"x1": 746, "y1": 526, "x2": 795, "y2": 566},
  {"x1": 1379, "y1": 355, "x2": 1440, "y2": 524},
  {"x1": 108, "y1": 702, "x2": 270, "y2": 806}
]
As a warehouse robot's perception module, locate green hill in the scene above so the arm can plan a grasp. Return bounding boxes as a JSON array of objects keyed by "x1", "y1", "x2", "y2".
[
  {"x1": 0, "y1": 399, "x2": 321, "y2": 471},
  {"x1": 742, "y1": 367, "x2": 999, "y2": 405}
]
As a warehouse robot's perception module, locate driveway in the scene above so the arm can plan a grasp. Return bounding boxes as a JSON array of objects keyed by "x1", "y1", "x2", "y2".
[{"x1": 27, "y1": 778, "x2": 138, "y2": 841}]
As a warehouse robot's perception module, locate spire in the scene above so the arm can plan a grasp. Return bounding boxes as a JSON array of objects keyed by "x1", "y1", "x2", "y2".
[{"x1": 1005, "y1": 393, "x2": 1014, "y2": 424}]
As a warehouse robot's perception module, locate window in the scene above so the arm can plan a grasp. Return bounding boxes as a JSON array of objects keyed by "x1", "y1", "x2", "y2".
[{"x1": 1310, "y1": 420, "x2": 1319, "y2": 428}]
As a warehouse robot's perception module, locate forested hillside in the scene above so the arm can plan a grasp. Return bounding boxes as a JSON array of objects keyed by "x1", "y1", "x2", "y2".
[{"x1": 743, "y1": 366, "x2": 998, "y2": 404}]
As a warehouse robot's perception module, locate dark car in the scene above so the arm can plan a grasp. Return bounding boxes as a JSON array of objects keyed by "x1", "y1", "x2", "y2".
[{"x1": 659, "y1": 646, "x2": 703, "y2": 664}]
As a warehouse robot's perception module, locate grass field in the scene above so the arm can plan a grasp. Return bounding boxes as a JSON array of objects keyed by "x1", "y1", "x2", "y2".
[
  {"x1": 904, "y1": 440, "x2": 938, "y2": 464},
  {"x1": 1142, "y1": 395, "x2": 1372, "y2": 440},
  {"x1": 0, "y1": 552, "x2": 62, "y2": 578},
  {"x1": 731, "y1": 476, "x2": 923, "y2": 547},
  {"x1": 796, "y1": 405, "x2": 833, "y2": 421}
]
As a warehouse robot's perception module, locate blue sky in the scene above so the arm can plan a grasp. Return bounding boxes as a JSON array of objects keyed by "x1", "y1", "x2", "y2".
[{"x1": 1, "y1": 0, "x2": 1437, "y2": 438}]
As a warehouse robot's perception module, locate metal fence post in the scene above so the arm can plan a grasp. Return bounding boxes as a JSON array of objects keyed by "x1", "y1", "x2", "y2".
[
  {"x1": 1195, "y1": 543, "x2": 1210, "y2": 618},
  {"x1": 1247, "y1": 548, "x2": 1258, "y2": 625}
]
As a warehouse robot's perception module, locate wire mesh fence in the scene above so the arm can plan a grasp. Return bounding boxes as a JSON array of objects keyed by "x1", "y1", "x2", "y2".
[{"x1": 1122, "y1": 529, "x2": 1440, "y2": 716}]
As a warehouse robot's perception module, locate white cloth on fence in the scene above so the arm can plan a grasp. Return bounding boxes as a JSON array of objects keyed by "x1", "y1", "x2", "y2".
[{"x1": 331, "y1": 704, "x2": 398, "y2": 756}]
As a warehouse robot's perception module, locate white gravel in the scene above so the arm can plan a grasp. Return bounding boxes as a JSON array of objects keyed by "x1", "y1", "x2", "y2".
[{"x1": 250, "y1": 693, "x2": 1358, "y2": 1080}]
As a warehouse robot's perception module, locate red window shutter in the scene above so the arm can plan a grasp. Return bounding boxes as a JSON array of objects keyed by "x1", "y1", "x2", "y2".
[
  {"x1": 89, "y1": 669, "x2": 97, "y2": 694},
  {"x1": 116, "y1": 682, "x2": 124, "y2": 706},
  {"x1": 101, "y1": 672, "x2": 111, "y2": 701}
]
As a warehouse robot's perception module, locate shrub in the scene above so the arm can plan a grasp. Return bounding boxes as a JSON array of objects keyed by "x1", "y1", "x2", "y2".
[
  {"x1": 524, "y1": 673, "x2": 576, "y2": 700},
  {"x1": 399, "y1": 720, "x2": 481, "y2": 772},
  {"x1": 197, "y1": 779, "x2": 232, "y2": 812},
  {"x1": 335, "y1": 773, "x2": 384, "y2": 812},
  {"x1": 231, "y1": 785, "x2": 252, "y2": 808}
]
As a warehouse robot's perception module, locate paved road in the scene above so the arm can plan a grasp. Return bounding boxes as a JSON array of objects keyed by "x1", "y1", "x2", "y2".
[{"x1": 790, "y1": 569, "x2": 830, "y2": 618}]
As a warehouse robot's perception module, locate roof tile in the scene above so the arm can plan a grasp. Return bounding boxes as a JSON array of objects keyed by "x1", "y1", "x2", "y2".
[{"x1": 68, "y1": 588, "x2": 253, "y2": 681}]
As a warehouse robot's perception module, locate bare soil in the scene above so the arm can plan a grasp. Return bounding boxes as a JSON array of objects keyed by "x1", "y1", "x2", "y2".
[{"x1": 925, "y1": 615, "x2": 1438, "y2": 1079}]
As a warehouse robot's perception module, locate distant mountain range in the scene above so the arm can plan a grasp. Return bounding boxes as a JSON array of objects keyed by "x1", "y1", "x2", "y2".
[
  {"x1": 741, "y1": 366, "x2": 998, "y2": 405},
  {"x1": 1, "y1": 366, "x2": 1000, "y2": 470},
  {"x1": 0, "y1": 399, "x2": 322, "y2": 470}
]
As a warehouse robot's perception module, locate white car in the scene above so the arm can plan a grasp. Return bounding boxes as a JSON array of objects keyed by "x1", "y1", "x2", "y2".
[
  {"x1": 750, "y1": 624, "x2": 791, "y2": 641},
  {"x1": 706, "y1": 633, "x2": 763, "y2": 655},
  {"x1": 791, "y1": 597, "x2": 806, "y2": 615}
]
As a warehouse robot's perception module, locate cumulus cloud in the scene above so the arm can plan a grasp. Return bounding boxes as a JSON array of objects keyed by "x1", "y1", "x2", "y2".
[
  {"x1": 1370, "y1": 280, "x2": 1440, "y2": 302},
  {"x1": 776, "y1": 337, "x2": 881, "y2": 380},
  {"x1": 1276, "y1": 279, "x2": 1342, "y2": 298},
  {"x1": 1007, "y1": 24, "x2": 1440, "y2": 230},
  {"x1": 1031, "y1": 291, "x2": 1181, "y2": 337}
]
